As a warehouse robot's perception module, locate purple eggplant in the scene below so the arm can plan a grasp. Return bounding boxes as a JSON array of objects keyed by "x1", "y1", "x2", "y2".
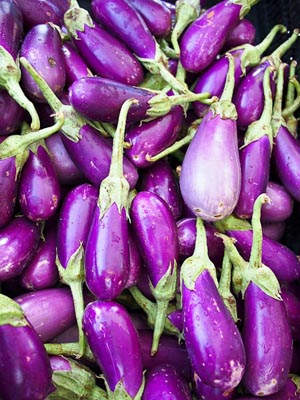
[
  {"x1": 20, "y1": 23, "x2": 66, "y2": 103},
  {"x1": 0, "y1": 294, "x2": 53, "y2": 400},
  {"x1": 0, "y1": 89, "x2": 25, "y2": 135},
  {"x1": 19, "y1": 224, "x2": 59, "y2": 291},
  {"x1": 130, "y1": 190, "x2": 179, "y2": 354},
  {"x1": 62, "y1": 41, "x2": 93, "y2": 85},
  {"x1": 125, "y1": 226, "x2": 143, "y2": 288},
  {"x1": 194, "y1": 374, "x2": 236, "y2": 400},
  {"x1": 179, "y1": 53, "x2": 241, "y2": 221},
  {"x1": 84, "y1": 99, "x2": 136, "y2": 302},
  {"x1": 181, "y1": 217, "x2": 246, "y2": 391},
  {"x1": 68, "y1": 75, "x2": 213, "y2": 124},
  {"x1": 179, "y1": 0, "x2": 258, "y2": 73},
  {"x1": 0, "y1": 216, "x2": 40, "y2": 281},
  {"x1": 83, "y1": 300, "x2": 144, "y2": 399},
  {"x1": 234, "y1": 66, "x2": 274, "y2": 219},
  {"x1": 142, "y1": 363, "x2": 192, "y2": 399},
  {"x1": 222, "y1": 18, "x2": 256, "y2": 51},
  {"x1": 281, "y1": 286, "x2": 300, "y2": 340},
  {"x1": 261, "y1": 181, "x2": 294, "y2": 223},
  {"x1": 125, "y1": 105, "x2": 184, "y2": 168},
  {"x1": 14, "y1": 287, "x2": 76, "y2": 343},
  {"x1": 0, "y1": 0, "x2": 40, "y2": 130},
  {"x1": 139, "y1": 158, "x2": 183, "y2": 219},
  {"x1": 64, "y1": 4, "x2": 144, "y2": 86},
  {"x1": 261, "y1": 221, "x2": 286, "y2": 242}
]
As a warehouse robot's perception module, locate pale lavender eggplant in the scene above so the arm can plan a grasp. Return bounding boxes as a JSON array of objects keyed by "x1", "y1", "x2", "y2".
[
  {"x1": 281, "y1": 286, "x2": 300, "y2": 340},
  {"x1": 19, "y1": 225, "x2": 59, "y2": 291},
  {"x1": 0, "y1": 295, "x2": 53, "y2": 400},
  {"x1": 83, "y1": 300, "x2": 144, "y2": 398},
  {"x1": 139, "y1": 158, "x2": 183, "y2": 219},
  {"x1": 62, "y1": 124, "x2": 139, "y2": 190},
  {"x1": 125, "y1": 105, "x2": 184, "y2": 168},
  {"x1": 125, "y1": 226, "x2": 143, "y2": 288},
  {"x1": 20, "y1": 23, "x2": 66, "y2": 102},
  {"x1": 227, "y1": 229, "x2": 300, "y2": 282},
  {"x1": 0, "y1": 216, "x2": 40, "y2": 281},
  {"x1": 0, "y1": 0, "x2": 23, "y2": 59},
  {"x1": 138, "y1": 329, "x2": 192, "y2": 381},
  {"x1": 222, "y1": 18, "x2": 256, "y2": 51},
  {"x1": 0, "y1": 148, "x2": 18, "y2": 228},
  {"x1": 194, "y1": 374, "x2": 236, "y2": 400},
  {"x1": 242, "y1": 281, "x2": 293, "y2": 396},
  {"x1": 126, "y1": 0, "x2": 172, "y2": 38},
  {"x1": 64, "y1": 5, "x2": 144, "y2": 86},
  {"x1": 179, "y1": 0, "x2": 256, "y2": 73},
  {"x1": 261, "y1": 181, "x2": 294, "y2": 223},
  {"x1": 14, "y1": 287, "x2": 76, "y2": 342},
  {"x1": 62, "y1": 41, "x2": 92, "y2": 85},
  {"x1": 142, "y1": 363, "x2": 192, "y2": 400},
  {"x1": 261, "y1": 221, "x2": 286, "y2": 242},
  {"x1": 45, "y1": 132, "x2": 85, "y2": 186},
  {"x1": 182, "y1": 268, "x2": 246, "y2": 391},
  {"x1": 18, "y1": 144, "x2": 61, "y2": 221},
  {"x1": 0, "y1": 89, "x2": 25, "y2": 135}
]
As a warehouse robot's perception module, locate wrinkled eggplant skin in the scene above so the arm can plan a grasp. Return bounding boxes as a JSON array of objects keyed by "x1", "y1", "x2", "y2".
[
  {"x1": 20, "y1": 23, "x2": 66, "y2": 102},
  {"x1": 18, "y1": 145, "x2": 61, "y2": 221},
  {"x1": 242, "y1": 282, "x2": 293, "y2": 396},
  {"x1": 0, "y1": 323, "x2": 52, "y2": 400},
  {"x1": 179, "y1": 1, "x2": 242, "y2": 73},
  {"x1": 83, "y1": 300, "x2": 144, "y2": 397},
  {"x1": 222, "y1": 18, "x2": 256, "y2": 51},
  {"x1": 0, "y1": 0, "x2": 23, "y2": 59},
  {"x1": 0, "y1": 216, "x2": 40, "y2": 282},
  {"x1": 182, "y1": 269, "x2": 246, "y2": 391},
  {"x1": 227, "y1": 229, "x2": 300, "y2": 282},
  {"x1": 62, "y1": 41, "x2": 91, "y2": 85},
  {"x1": 0, "y1": 90, "x2": 25, "y2": 135},
  {"x1": 142, "y1": 363, "x2": 192, "y2": 400},
  {"x1": 15, "y1": 287, "x2": 76, "y2": 342},
  {"x1": 0, "y1": 151, "x2": 18, "y2": 229},
  {"x1": 261, "y1": 181, "x2": 294, "y2": 223}
]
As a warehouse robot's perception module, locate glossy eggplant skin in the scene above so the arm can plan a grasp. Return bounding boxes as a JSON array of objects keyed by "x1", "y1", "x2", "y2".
[
  {"x1": 281, "y1": 287, "x2": 300, "y2": 340},
  {"x1": 182, "y1": 269, "x2": 246, "y2": 391},
  {"x1": 194, "y1": 374, "x2": 236, "y2": 400},
  {"x1": 0, "y1": 216, "x2": 40, "y2": 281},
  {"x1": 0, "y1": 0, "x2": 23, "y2": 60},
  {"x1": 62, "y1": 41, "x2": 92, "y2": 85},
  {"x1": 0, "y1": 323, "x2": 52, "y2": 400},
  {"x1": 18, "y1": 145, "x2": 61, "y2": 222},
  {"x1": 142, "y1": 363, "x2": 192, "y2": 400},
  {"x1": 261, "y1": 181, "x2": 294, "y2": 223},
  {"x1": 82, "y1": 300, "x2": 144, "y2": 397},
  {"x1": 0, "y1": 90, "x2": 25, "y2": 135},
  {"x1": 15, "y1": 287, "x2": 76, "y2": 342},
  {"x1": 125, "y1": 226, "x2": 143, "y2": 288},
  {"x1": 179, "y1": 0, "x2": 242, "y2": 73},
  {"x1": 0, "y1": 151, "x2": 18, "y2": 228},
  {"x1": 20, "y1": 23, "x2": 66, "y2": 102},
  {"x1": 227, "y1": 229, "x2": 300, "y2": 283},
  {"x1": 222, "y1": 18, "x2": 256, "y2": 51},
  {"x1": 242, "y1": 282, "x2": 293, "y2": 396}
]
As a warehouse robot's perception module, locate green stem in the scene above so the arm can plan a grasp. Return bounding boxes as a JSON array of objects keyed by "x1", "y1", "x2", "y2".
[
  {"x1": 45, "y1": 342, "x2": 95, "y2": 363},
  {"x1": 219, "y1": 53, "x2": 235, "y2": 103},
  {"x1": 151, "y1": 300, "x2": 170, "y2": 355},
  {"x1": 282, "y1": 74, "x2": 300, "y2": 123},
  {"x1": 69, "y1": 281, "x2": 86, "y2": 358},
  {"x1": 284, "y1": 60, "x2": 298, "y2": 110},
  {"x1": 218, "y1": 250, "x2": 238, "y2": 322},
  {"x1": 272, "y1": 62, "x2": 286, "y2": 137},
  {"x1": 267, "y1": 29, "x2": 300, "y2": 67},
  {"x1": 232, "y1": 0, "x2": 260, "y2": 18}
]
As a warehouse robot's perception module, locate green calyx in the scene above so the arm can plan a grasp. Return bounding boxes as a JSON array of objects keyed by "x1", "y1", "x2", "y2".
[
  {"x1": 64, "y1": 5, "x2": 95, "y2": 39},
  {"x1": 105, "y1": 376, "x2": 145, "y2": 400},
  {"x1": 231, "y1": 0, "x2": 261, "y2": 18},
  {"x1": 0, "y1": 294, "x2": 28, "y2": 328},
  {"x1": 214, "y1": 214, "x2": 252, "y2": 233}
]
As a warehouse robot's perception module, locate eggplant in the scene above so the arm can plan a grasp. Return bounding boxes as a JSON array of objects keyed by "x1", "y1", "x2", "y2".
[
  {"x1": 222, "y1": 18, "x2": 256, "y2": 51},
  {"x1": 14, "y1": 287, "x2": 76, "y2": 343},
  {"x1": 142, "y1": 363, "x2": 192, "y2": 399},
  {"x1": 261, "y1": 221, "x2": 286, "y2": 242},
  {"x1": 281, "y1": 286, "x2": 300, "y2": 340},
  {"x1": 0, "y1": 216, "x2": 41, "y2": 281},
  {"x1": 179, "y1": 0, "x2": 259, "y2": 73},
  {"x1": 0, "y1": 89, "x2": 25, "y2": 135},
  {"x1": 20, "y1": 23, "x2": 66, "y2": 103},
  {"x1": 194, "y1": 374, "x2": 236, "y2": 400},
  {"x1": 130, "y1": 190, "x2": 179, "y2": 354},
  {"x1": 179, "y1": 53, "x2": 241, "y2": 221},
  {"x1": 62, "y1": 41, "x2": 93, "y2": 85},
  {"x1": 125, "y1": 226, "x2": 143, "y2": 288},
  {"x1": 0, "y1": 294, "x2": 52, "y2": 400},
  {"x1": 261, "y1": 181, "x2": 294, "y2": 223},
  {"x1": 64, "y1": 4, "x2": 144, "y2": 86},
  {"x1": 83, "y1": 300, "x2": 144, "y2": 399}
]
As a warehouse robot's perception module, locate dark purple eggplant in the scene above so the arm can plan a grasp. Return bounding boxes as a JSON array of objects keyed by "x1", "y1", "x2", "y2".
[
  {"x1": 130, "y1": 190, "x2": 179, "y2": 354},
  {"x1": 0, "y1": 294, "x2": 53, "y2": 400},
  {"x1": 179, "y1": 0, "x2": 258, "y2": 73},
  {"x1": 83, "y1": 300, "x2": 144, "y2": 399},
  {"x1": 0, "y1": 216, "x2": 40, "y2": 281},
  {"x1": 181, "y1": 217, "x2": 246, "y2": 391},
  {"x1": 0, "y1": 0, "x2": 23, "y2": 59},
  {"x1": 14, "y1": 287, "x2": 76, "y2": 343},
  {"x1": 20, "y1": 23, "x2": 66, "y2": 103},
  {"x1": 261, "y1": 181, "x2": 294, "y2": 223},
  {"x1": 125, "y1": 225, "x2": 143, "y2": 288},
  {"x1": 64, "y1": 4, "x2": 144, "y2": 86},
  {"x1": 222, "y1": 18, "x2": 256, "y2": 51},
  {"x1": 142, "y1": 363, "x2": 192, "y2": 399},
  {"x1": 62, "y1": 41, "x2": 93, "y2": 85},
  {"x1": 179, "y1": 53, "x2": 241, "y2": 221},
  {"x1": 19, "y1": 224, "x2": 59, "y2": 290},
  {"x1": 0, "y1": 89, "x2": 25, "y2": 135},
  {"x1": 261, "y1": 221, "x2": 286, "y2": 242},
  {"x1": 281, "y1": 286, "x2": 300, "y2": 340},
  {"x1": 234, "y1": 66, "x2": 274, "y2": 219}
]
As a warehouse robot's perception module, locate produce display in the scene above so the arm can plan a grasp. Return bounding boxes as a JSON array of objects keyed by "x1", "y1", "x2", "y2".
[{"x1": 1, "y1": 0, "x2": 300, "y2": 398}]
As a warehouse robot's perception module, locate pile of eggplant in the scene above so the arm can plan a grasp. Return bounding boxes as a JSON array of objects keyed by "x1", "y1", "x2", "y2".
[{"x1": 0, "y1": 0, "x2": 300, "y2": 398}]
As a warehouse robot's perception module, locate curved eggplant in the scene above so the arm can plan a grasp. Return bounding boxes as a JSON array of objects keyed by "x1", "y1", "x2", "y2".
[
  {"x1": 222, "y1": 18, "x2": 256, "y2": 51},
  {"x1": 62, "y1": 41, "x2": 92, "y2": 85},
  {"x1": 261, "y1": 181, "x2": 294, "y2": 223}
]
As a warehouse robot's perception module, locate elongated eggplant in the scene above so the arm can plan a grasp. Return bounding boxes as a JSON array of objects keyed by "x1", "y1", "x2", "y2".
[
  {"x1": 0, "y1": 0, "x2": 23, "y2": 59},
  {"x1": 222, "y1": 18, "x2": 256, "y2": 51},
  {"x1": 64, "y1": 4, "x2": 144, "y2": 86},
  {"x1": 20, "y1": 23, "x2": 66, "y2": 103},
  {"x1": 62, "y1": 41, "x2": 92, "y2": 85},
  {"x1": 261, "y1": 181, "x2": 294, "y2": 223},
  {"x1": 194, "y1": 374, "x2": 236, "y2": 400},
  {"x1": 0, "y1": 294, "x2": 53, "y2": 400},
  {"x1": 14, "y1": 287, "x2": 76, "y2": 342},
  {"x1": 0, "y1": 216, "x2": 40, "y2": 281},
  {"x1": 83, "y1": 300, "x2": 144, "y2": 399},
  {"x1": 125, "y1": 226, "x2": 143, "y2": 288},
  {"x1": 261, "y1": 221, "x2": 286, "y2": 242},
  {"x1": 142, "y1": 363, "x2": 192, "y2": 399},
  {"x1": 281, "y1": 286, "x2": 300, "y2": 340},
  {"x1": 0, "y1": 89, "x2": 25, "y2": 135},
  {"x1": 180, "y1": 54, "x2": 241, "y2": 221}
]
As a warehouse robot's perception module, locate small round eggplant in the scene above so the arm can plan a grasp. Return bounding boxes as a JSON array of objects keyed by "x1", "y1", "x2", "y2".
[
  {"x1": 83, "y1": 300, "x2": 144, "y2": 399},
  {"x1": 261, "y1": 181, "x2": 294, "y2": 223},
  {"x1": 142, "y1": 363, "x2": 192, "y2": 399}
]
